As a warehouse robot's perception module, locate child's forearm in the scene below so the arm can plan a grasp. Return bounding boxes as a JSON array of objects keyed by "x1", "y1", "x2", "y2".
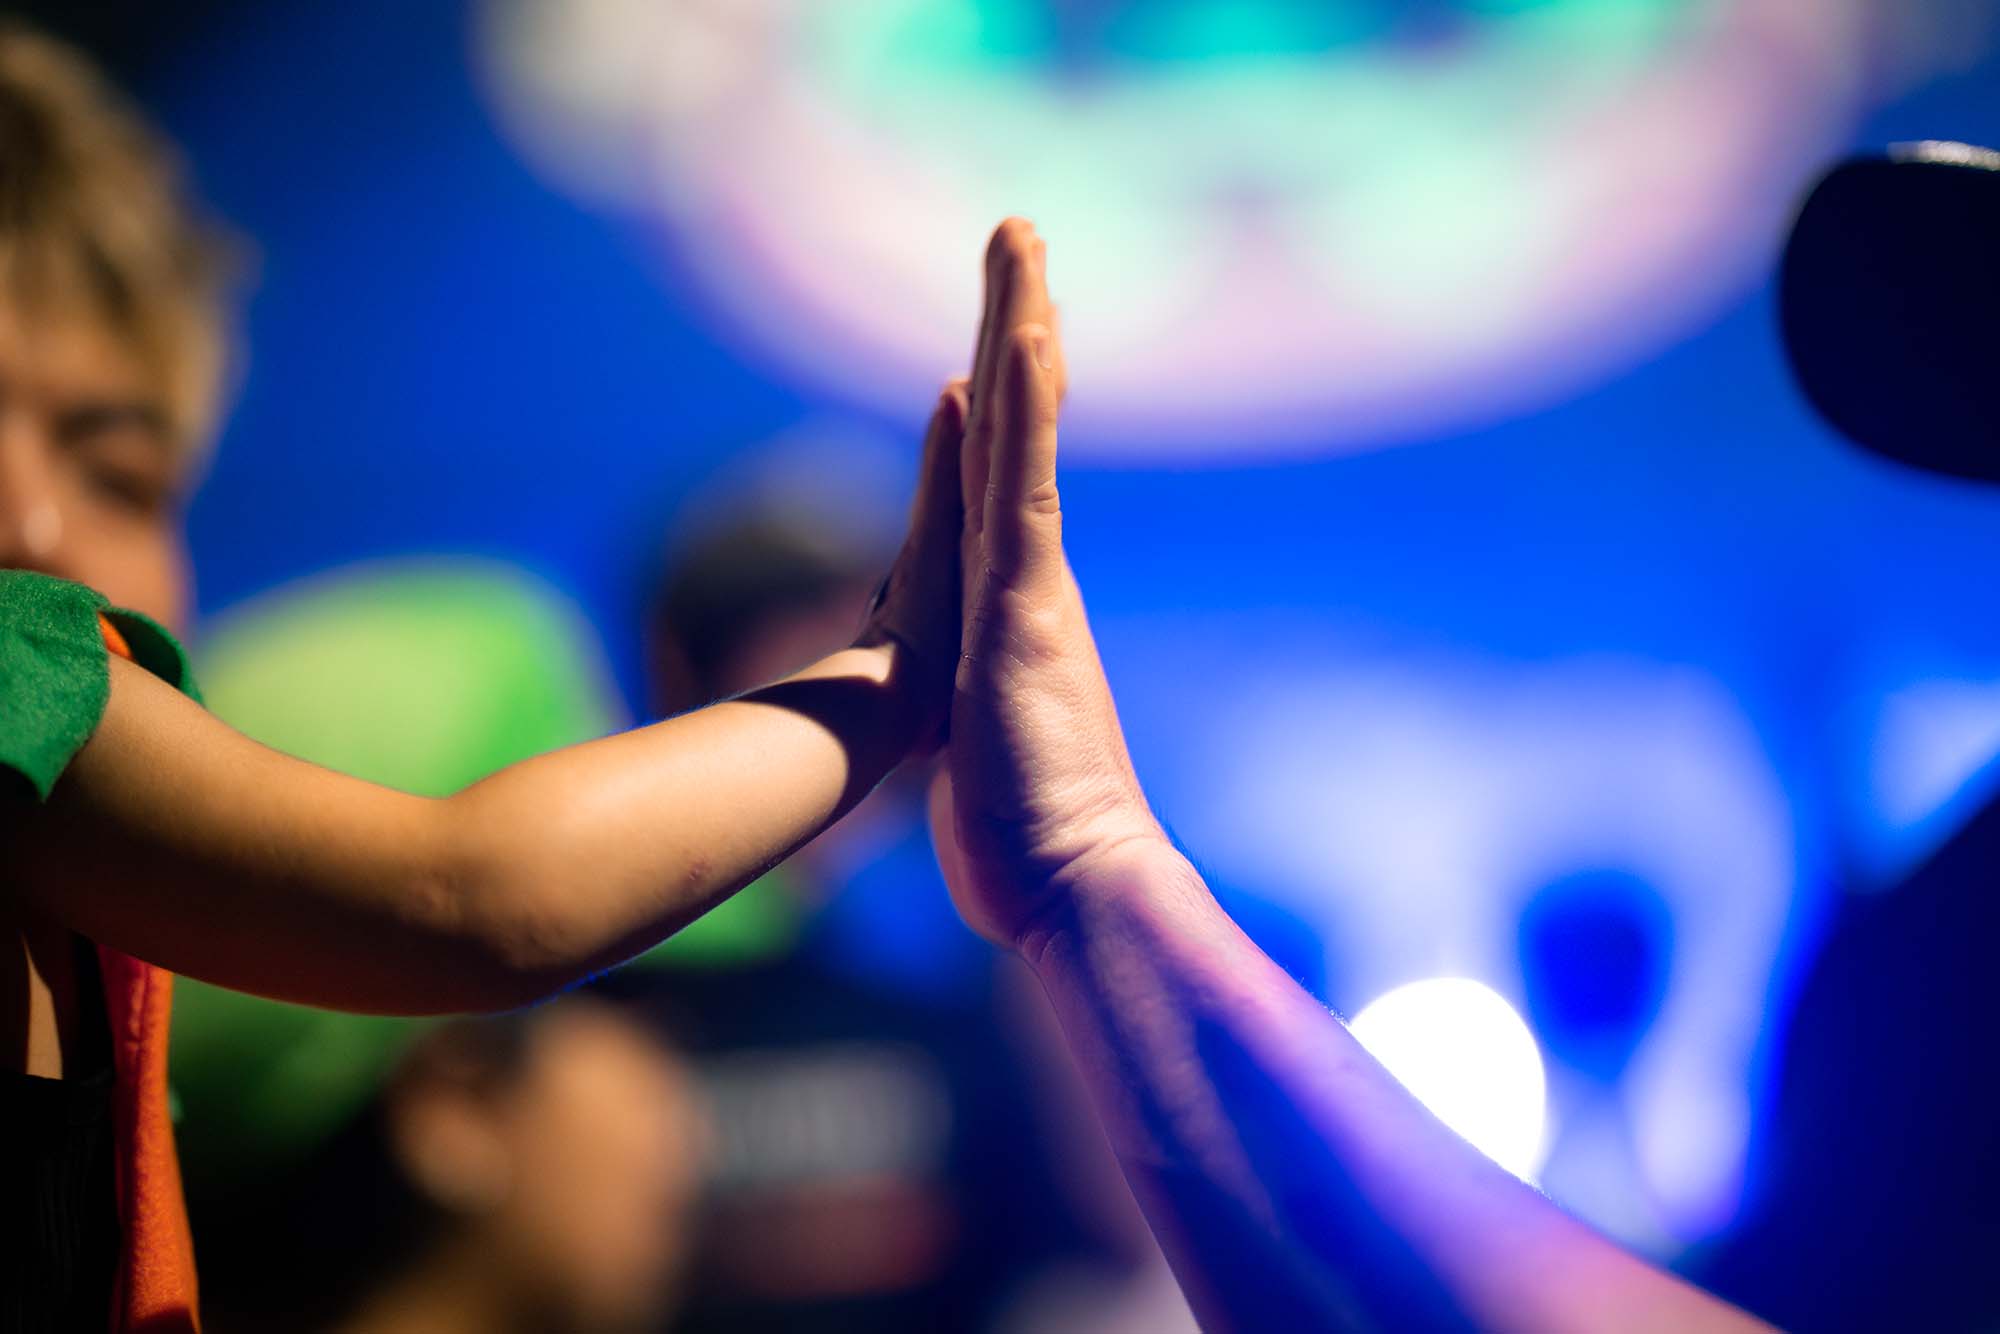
[
  {"x1": 6, "y1": 250, "x2": 971, "y2": 1018},
  {"x1": 11, "y1": 642, "x2": 932, "y2": 1015},
  {"x1": 441, "y1": 641, "x2": 930, "y2": 990}
]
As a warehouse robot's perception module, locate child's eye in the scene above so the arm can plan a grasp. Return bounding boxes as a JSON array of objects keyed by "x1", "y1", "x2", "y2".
[
  {"x1": 83, "y1": 459, "x2": 171, "y2": 514},
  {"x1": 59, "y1": 406, "x2": 176, "y2": 515}
]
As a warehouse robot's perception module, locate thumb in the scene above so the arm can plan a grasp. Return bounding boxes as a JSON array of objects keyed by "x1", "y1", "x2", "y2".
[
  {"x1": 983, "y1": 323, "x2": 1063, "y2": 590},
  {"x1": 926, "y1": 766, "x2": 970, "y2": 893}
]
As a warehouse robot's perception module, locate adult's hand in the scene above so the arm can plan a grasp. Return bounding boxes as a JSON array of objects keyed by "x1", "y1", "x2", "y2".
[
  {"x1": 921, "y1": 220, "x2": 1777, "y2": 1334},
  {"x1": 928, "y1": 218, "x2": 1167, "y2": 948}
]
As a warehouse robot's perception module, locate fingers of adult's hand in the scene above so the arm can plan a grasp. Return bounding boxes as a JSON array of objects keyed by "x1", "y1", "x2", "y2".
[
  {"x1": 984, "y1": 323, "x2": 1063, "y2": 590},
  {"x1": 975, "y1": 220, "x2": 1045, "y2": 409},
  {"x1": 968, "y1": 219, "x2": 1051, "y2": 521}
]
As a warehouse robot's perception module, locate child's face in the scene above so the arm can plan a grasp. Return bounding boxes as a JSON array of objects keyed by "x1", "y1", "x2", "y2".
[{"x1": 0, "y1": 295, "x2": 192, "y2": 630}]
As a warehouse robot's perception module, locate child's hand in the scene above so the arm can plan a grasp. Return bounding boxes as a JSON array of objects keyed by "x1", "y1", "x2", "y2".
[{"x1": 852, "y1": 378, "x2": 970, "y2": 754}]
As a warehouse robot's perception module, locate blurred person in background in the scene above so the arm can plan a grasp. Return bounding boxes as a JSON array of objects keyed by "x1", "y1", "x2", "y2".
[
  {"x1": 639, "y1": 488, "x2": 974, "y2": 990},
  {"x1": 158, "y1": 560, "x2": 696, "y2": 1334},
  {"x1": 0, "y1": 20, "x2": 976, "y2": 1331},
  {"x1": 190, "y1": 994, "x2": 705, "y2": 1334},
  {"x1": 631, "y1": 493, "x2": 1139, "y2": 1331},
  {"x1": 631, "y1": 486, "x2": 1323, "y2": 1331}
]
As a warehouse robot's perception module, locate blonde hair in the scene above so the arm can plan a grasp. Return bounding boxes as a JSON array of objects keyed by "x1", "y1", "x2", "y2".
[{"x1": 0, "y1": 22, "x2": 237, "y2": 460}]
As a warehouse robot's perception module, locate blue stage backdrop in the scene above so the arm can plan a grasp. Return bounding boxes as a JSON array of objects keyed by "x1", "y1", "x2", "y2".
[{"x1": 130, "y1": 0, "x2": 2000, "y2": 1255}]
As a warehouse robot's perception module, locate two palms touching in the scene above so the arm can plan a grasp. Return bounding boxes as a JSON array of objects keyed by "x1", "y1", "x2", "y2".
[{"x1": 913, "y1": 219, "x2": 1164, "y2": 949}]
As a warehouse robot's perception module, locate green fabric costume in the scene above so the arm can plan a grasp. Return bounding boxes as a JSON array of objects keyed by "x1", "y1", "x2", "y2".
[{"x1": 0, "y1": 569, "x2": 198, "y2": 802}]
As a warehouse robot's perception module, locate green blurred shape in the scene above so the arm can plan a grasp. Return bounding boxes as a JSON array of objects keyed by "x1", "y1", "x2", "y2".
[
  {"x1": 172, "y1": 560, "x2": 623, "y2": 1184},
  {"x1": 172, "y1": 558, "x2": 816, "y2": 1186},
  {"x1": 196, "y1": 560, "x2": 619, "y2": 797},
  {"x1": 625, "y1": 866, "x2": 803, "y2": 970}
]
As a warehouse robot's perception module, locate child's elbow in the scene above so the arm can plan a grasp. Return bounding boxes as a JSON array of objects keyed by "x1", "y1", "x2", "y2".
[
  {"x1": 478, "y1": 897, "x2": 593, "y2": 1008},
  {"x1": 429, "y1": 824, "x2": 595, "y2": 1012}
]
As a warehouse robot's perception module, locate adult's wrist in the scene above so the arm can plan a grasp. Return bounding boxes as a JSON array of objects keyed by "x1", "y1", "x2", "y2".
[{"x1": 1014, "y1": 830, "x2": 1202, "y2": 970}]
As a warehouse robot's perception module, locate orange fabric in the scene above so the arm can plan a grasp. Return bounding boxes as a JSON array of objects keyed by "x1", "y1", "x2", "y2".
[
  {"x1": 97, "y1": 614, "x2": 132, "y2": 662},
  {"x1": 95, "y1": 614, "x2": 201, "y2": 1333},
  {"x1": 96, "y1": 947, "x2": 200, "y2": 1333}
]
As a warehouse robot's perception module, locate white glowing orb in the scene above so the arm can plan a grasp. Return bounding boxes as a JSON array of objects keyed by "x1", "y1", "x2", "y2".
[
  {"x1": 1348, "y1": 977, "x2": 1548, "y2": 1181},
  {"x1": 475, "y1": 0, "x2": 1990, "y2": 459}
]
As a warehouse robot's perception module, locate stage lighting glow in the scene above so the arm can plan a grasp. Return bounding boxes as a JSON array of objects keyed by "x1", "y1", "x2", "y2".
[
  {"x1": 1854, "y1": 676, "x2": 2000, "y2": 885},
  {"x1": 1157, "y1": 643, "x2": 1797, "y2": 1244},
  {"x1": 1348, "y1": 977, "x2": 1548, "y2": 1180},
  {"x1": 475, "y1": 0, "x2": 1985, "y2": 459}
]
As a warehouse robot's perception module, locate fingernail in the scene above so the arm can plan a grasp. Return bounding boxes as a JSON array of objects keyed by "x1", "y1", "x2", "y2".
[{"x1": 1031, "y1": 331, "x2": 1053, "y2": 371}]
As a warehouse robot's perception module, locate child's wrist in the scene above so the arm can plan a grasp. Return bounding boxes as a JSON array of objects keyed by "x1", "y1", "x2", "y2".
[
  {"x1": 778, "y1": 641, "x2": 934, "y2": 760},
  {"x1": 800, "y1": 642, "x2": 899, "y2": 687},
  {"x1": 845, "y1": 634, "x2": 951, "y2": 750}
]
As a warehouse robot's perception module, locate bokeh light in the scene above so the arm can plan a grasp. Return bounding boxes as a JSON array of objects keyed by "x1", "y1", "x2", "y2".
[
  {"x1": 475, "y1": 0, "x2": 1960, "y2": 457},
  {"x1": 62, "y1": 0, "x2": 2000, "y2": 1306},
  {"x1": 1349, "y1": 976, "x2": 1549, "y2": 1180}
]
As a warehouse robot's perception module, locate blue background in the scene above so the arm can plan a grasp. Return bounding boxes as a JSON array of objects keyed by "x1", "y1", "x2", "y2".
[{"x1": 94, "y1": 0, "x2": 2000, "y2": 1254}]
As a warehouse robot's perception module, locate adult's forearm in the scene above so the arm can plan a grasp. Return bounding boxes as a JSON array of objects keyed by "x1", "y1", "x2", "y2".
[{"x1": 1022, "y1": 841, "x2": 1770, "y2": 1334}]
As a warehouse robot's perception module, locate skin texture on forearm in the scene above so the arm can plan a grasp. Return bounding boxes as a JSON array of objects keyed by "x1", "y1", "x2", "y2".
[
  {"x1": 1, "y1": 644, "x2": 925, "y2": 1015},
  {"x1": 1022, "y1": 842, "x2": 1775, "y2": 1334}
]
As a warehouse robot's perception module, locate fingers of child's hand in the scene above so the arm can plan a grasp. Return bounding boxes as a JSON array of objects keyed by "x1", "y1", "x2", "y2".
[
  {"x1": 912, "y1": 380, "x2": 968, "y2": 544},
  {"x1": 968, "y1": 227, "x2": 1009, "y2": 430},
  {"x1": 984, "y1": 323, "x2": 1063, "y2": 590}
]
